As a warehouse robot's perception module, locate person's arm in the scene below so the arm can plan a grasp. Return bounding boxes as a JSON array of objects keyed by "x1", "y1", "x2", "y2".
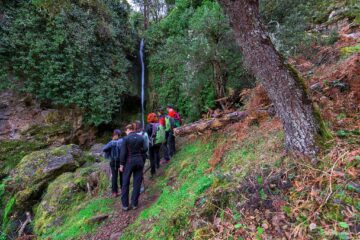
[
  {"x1": 119, "y1": 138, "x2": 127, "y2": 171},
  {"x1": 143, "y1": 132, "x2": 149, "y2": 152},
  {"x1": 102, "y1": 141, "x2": 113, "y2": 152}
]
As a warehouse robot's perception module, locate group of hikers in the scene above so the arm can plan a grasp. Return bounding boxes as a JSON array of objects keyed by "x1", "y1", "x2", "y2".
[{"x1": 102, "y1": 105, "x2": 182, "y2": 211}]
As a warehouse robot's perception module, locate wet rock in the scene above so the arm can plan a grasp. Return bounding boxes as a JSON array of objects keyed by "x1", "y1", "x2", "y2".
[
  {"x1": 89, "y1": 144, "x2": 105, "y2": 162},
  {"x1": 33, "y1": 162, "x2": 109, "y2": 235},
  {"x1": 7, "y1": 145, "x2": 85, "y2": 210},
  {"x1": 87, "y1": 214, "x2": 109, "y2": 224},
  {"x1": 0, "y1": 90, "x2": 96, "y2": 146}
]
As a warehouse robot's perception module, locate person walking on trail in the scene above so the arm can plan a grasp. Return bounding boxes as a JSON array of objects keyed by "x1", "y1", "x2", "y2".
[
  {"x1": 135, "y1": 120, "x2": 149, "y2": 193},
  {"x1": 146, "y1": 113, "x2": 166, "y2": 177},
  {"x1": 120, "y1": 123, "x2": 147, "y2": 211},
  {"x1": 102, "y1": 129, "x2": 123, "y2": 197},
  {"x1": 166, "y1": 105, "x2": 181, "y2": 157},
  {"x1": 157, "y1": 108, "x2": 170, "y2": 163}
]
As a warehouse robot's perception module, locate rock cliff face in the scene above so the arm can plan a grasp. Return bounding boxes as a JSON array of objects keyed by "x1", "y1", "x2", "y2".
[{"x1": 0, "y1": 90, "x2": 96, "y2": 146}]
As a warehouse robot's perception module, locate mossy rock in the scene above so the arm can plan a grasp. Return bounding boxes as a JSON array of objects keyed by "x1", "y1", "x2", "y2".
[
  {"x1": 0, "y1": 140, "x2": 47, "y2": 179},
  {"x1": 6, "y1": 145, "x2": 85, "y2": 210},
  {"x1": 34, "y1": 162, "x2": 110, "y2": 236},
  {"x1": 21, "y1": 123, "x2": 72, "y2": 145}
]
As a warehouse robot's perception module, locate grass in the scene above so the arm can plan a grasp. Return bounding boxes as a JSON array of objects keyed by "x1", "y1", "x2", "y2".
[
  {"x1": 340, "y1": 45, "x2": 360, "y2": 57},
  {"x1": 121, "y1": 139, "x2": 216, "y2": 239},
  {"x1": 40, "y1": 197, "x2": 114, "y2": 240},
  {"x1": 121, "y1": 123, "x2": 288, "y2": 239}
]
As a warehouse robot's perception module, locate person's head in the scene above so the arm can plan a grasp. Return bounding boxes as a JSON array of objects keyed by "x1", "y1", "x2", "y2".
[
  {"x1": 166, "y1": 104, "x2": 173, "y2": 112},
  {"x1": 168, "y1": 108, "x2": 176, "y2": 118},
  {"x1": 157, "y1": 108, "x2": 165, "y2": 115},
  {"x1": 134, "y1": 120, "x2": 143, "y2": 132},
  {"x1": 147, "y1": 113, "x2": 158, "y2": 123},
  {"x1": 112, "y1": 129, "x2": 121, "y2": 140},
  {"x1": 124, "y1": 123, "x2": 136, "y2": 135}
]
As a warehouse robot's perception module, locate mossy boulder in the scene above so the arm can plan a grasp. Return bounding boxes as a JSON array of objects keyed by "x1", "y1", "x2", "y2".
[
  {"x1": 0, "y1": 140, "x2": 47, "y2": 179},
  {"x1": 34, "y1": 162, "x2": 110, "y2": 236},
  {"x1": 21, "y1": 123, "x2": 72, "y2": 146},
  {"x1": 6, "y1": 145, "x2": 85, "y2": 210}
]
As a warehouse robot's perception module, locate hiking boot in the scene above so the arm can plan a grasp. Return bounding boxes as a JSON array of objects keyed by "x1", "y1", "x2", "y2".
[
  {"x1": 140, "y1": 186, "x2": 145, "y2": 193},
  {"x1": 132, "y1": 205, "x2": 138, "y2": 210},
  {"x1": 122, "y1": 206, "x2": 129, "y2": 211}
]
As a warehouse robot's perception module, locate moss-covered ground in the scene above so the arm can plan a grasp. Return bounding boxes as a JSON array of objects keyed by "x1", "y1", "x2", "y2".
[{"x1": 119, "y1": 118, "x2": 359, "y2": 239}]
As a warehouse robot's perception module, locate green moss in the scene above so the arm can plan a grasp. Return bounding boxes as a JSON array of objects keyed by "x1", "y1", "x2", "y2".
[
  {"x1": 0, "y1": 140, "x2": 46, "y2": 179},
  {"x1": 122, "y1": 140, "x2": 216, "y2": 239},
  {"x1": 21, "y1": 123, "x2": 72, "y2": 143},
  {"x1": 39, "y1": 198, "x2": 114, "y2": 240},
  {"x1": 313, "y1": 104, "x2": 333, "y2": 148},
  {"x1": 34, "y1": 163, "x2": 111, "y2": 239},
  {"x1": 340, "y1": 45, "x2": 360, "y2": 57}
]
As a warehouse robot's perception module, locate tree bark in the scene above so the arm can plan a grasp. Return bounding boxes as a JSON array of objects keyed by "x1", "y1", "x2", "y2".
[
  {"x1": 217, "y1": 0, "x2": 319, "y2": 159},
  {"x1": 174, "y1": 110, "x2": 248, "y2": 136},
  {"x1": 212, "y1": 60, "x2": 226, "y2": 99}
]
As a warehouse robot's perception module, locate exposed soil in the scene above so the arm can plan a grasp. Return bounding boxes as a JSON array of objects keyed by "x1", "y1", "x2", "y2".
[{"x1": 84, "y1": 165, "x2": 166, "y2": 240}]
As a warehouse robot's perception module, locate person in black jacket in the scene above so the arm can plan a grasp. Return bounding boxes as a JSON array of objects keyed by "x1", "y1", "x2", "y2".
[
  {"x1": 120, "y1": 123, "x2": 147, "y2": 211},
  {"x1": 102, "y1": 129, "x2": 123, "y2": 197}
]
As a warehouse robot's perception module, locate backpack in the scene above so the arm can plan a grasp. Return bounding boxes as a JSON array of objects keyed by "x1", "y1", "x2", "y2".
[
  {"x1": 173, "y1": 112, "x2": 181, "y2": 128},
  {"x1": 165, "y1": 116, "x2": 176, "y2": 131},
  {"x1": 150, "y1": 123, "x2": 166, "y2": 146}
]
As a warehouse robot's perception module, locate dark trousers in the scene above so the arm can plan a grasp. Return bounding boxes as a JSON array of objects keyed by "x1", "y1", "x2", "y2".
[
  {"x1": 167, "y1": 131, "x2": 176, "y2": 157},
  {"x1": 162, "y1": 133, "x2": 170, "y2": 161},
  {"x1": 110, "y1": 162, "x2": 122, "y2": 194},
  {"x1": 121, "y1": 158, "x2": 144, "y2": 208},
  {"x1": 149, "y1": 145, "x2": 161, "y2": 175}
]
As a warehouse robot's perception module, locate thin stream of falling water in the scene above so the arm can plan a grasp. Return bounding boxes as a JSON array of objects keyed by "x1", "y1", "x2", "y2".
[{"x1": 140, "y1": 39, "x2": 145, "y2": 128}]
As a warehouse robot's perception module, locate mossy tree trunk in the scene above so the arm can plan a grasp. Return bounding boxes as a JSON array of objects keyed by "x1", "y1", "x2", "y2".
[{"x1": 218, "y1": 0, "x2": 320, "y2": 160}]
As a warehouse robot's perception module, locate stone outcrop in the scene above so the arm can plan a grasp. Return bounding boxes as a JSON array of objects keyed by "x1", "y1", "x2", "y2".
[
  {"x1": 0, "y1": 90, "x2": 96, "y2": 146},
  {"x1": 33, "y1": 162, "x2": 109, "y2": 236},
  {"x1": 6, "y1": 145, "x2": 85, "y2": 210}
]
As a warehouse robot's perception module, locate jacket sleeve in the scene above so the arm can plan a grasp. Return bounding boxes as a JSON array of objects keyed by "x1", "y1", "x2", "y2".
[
  {"x1": 102, "y1": 141, "x2": 113, "y2": 152},
  {"x1": 102, "y1": 141, "x2": 113, "y2": 160},
  {"x1": 143, "y1": 132, "x2": 149, "y2": 153},
  {"x1": 120, "y1": 138, "x2": 127, "y2": 166}
]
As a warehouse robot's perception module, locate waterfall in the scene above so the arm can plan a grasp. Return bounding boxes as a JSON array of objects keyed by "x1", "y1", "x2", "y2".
[{"x1": 139, "y1": 39, "x2": 145, "y2": 128}]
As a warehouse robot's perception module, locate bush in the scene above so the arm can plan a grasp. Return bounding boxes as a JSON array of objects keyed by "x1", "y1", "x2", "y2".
[{"x1": 0, "y1": 0, "x2": 137, "y2": 125}]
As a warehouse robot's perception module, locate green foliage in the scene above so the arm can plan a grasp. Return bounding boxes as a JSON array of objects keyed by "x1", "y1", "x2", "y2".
[
  {"x1": 341, "y1": 44, "x2": 360, "y2": 57},
  {"x1": 0, "y1": 0, "x2": 137, "y2": 125},
  {"x1": 260, "y1": 0, "x2": 359, "y2": 56},
  {"x1": 2, "y1": 196, "x2": 16, "y2": 233},
  {"x1": 146, "y1": 0, "x2": 254, "y2": 121}
]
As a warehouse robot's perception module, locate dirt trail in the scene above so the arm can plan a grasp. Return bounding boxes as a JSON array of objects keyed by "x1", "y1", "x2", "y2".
[{"x1": 86, "y1": 166, "x2": 166, "y2": 240}]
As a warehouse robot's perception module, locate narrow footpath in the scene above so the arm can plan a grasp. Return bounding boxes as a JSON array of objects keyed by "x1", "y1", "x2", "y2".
[{"x1": 87, "y1": 166, "x2": 166, "y2": 240}]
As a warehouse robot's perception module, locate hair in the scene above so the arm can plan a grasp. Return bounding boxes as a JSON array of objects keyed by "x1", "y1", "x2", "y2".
[
  {"x1": 147, "y1": 113, "x2": 158, "y2": 123},
  {"x1": 125, "y1": 123, "x2": 136, "y2": 132},
  {"x1": 113, "y1": 129, "x2": 121, "y2": 136},
  {"x1": 135, "y1": 120, "x2": 143, "y2": 132}
]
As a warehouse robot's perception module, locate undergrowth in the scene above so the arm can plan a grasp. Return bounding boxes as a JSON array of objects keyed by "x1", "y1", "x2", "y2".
[
  {"x1": 39, "y1": 197, "x2": 114, "y2": 240},
  {"x1": 121, "y1": 139, "x2": 216, "y2": 239},
  {"x1": 121, "y1": 118, "x2": 359, "y2": 239}
]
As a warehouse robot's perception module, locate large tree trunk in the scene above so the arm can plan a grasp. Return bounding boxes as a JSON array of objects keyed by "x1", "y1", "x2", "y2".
[{"x1": 218, "y1": 0, "x2": 319, "y2": 159}]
